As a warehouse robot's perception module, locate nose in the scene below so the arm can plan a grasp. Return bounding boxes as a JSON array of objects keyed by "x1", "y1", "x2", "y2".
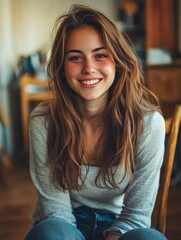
[{"x1": 82, "y1": 59, "x2": 96, "y2": 74}]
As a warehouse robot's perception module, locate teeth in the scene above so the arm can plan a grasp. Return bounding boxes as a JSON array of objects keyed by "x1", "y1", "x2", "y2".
[{"x1": 81, "y1": 79, "x2": 100, "y2": 85}]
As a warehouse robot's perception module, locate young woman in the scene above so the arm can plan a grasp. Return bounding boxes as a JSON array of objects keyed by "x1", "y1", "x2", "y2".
[{"x1": 24, "y1": 4, "x2": 167, "y2": 240}]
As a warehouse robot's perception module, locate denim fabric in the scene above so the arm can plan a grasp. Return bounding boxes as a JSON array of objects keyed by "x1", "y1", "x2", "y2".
[
  {"x1": 24, "y1": 218, "x2": 85, "y2": 240},
  {"x1": 74, "y1": 206, "x2": 167, "y2": 240},
  {"x1": 24, "y1": 206, "x2": 167, "y2": 240},
  {"x1": 74, "y1": 206, "x2": 117, "y2": 240},
  {"x1": 119, "y1": 228, "x2": 167, "y2": 240}
]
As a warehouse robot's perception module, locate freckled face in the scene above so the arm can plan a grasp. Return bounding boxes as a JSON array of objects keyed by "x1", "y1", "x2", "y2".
[{"x1": 64, "y1": 26, "x2": 116, "y2": 102}]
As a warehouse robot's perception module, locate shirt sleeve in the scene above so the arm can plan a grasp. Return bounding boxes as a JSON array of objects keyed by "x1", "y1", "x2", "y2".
[
  {"x1": 104, "y1": 111, "x2": 165, "y2": 235},
  {"x1": 29, "y1": 107, "x2": 76, "y2": 226}
]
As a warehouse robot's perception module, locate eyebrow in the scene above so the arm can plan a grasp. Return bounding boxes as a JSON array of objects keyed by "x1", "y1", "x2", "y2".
[{"x1": 65, "y1": 47, "x2": 106, "y2": 55}]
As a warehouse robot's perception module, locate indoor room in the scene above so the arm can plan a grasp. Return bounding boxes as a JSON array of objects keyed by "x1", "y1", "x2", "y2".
[{"x1": 0, "y1": 0, "x2": 181, "y2": 239}]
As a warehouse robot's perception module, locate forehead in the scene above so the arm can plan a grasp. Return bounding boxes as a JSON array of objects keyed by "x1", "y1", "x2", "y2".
[{"x1": 65, "y1": 26, "x2": 104, "y2": 51}]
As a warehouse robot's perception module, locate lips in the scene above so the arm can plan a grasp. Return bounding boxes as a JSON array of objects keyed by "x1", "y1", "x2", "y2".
[{"x1": 79, "y1": 78, "x2": 102, "y2": 86}]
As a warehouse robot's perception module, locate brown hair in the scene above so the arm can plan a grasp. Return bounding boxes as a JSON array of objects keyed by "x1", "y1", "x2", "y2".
[{"x1": 46, "y1": 4, "x2": 159, "y2": 190}]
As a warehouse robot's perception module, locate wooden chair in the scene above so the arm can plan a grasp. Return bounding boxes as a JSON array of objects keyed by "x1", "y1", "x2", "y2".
[{"x1": 155, "y1": 104, "x2": 181, "y2": 234}]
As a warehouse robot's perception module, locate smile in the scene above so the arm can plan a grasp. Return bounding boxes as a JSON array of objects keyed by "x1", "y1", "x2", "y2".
[{"x1": 80, "y1": 79, "x2": 101, "y2": 85}]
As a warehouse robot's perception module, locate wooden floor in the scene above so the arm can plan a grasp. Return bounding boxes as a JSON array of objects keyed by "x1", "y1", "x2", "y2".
[{"x1": 0, "y1": 161, "x2": 181, "y2": 240}]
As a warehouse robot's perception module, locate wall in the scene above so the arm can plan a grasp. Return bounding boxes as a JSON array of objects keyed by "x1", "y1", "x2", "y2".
[
  {"x1": 0, "y1": 0, "x2": 15, "y2": 156},
  {"x1": 0, "y1": 0, "x2": 15, "y2": 87},
  {"x1": 12, "y1": 0, "x2": 117, "y2": 59}
]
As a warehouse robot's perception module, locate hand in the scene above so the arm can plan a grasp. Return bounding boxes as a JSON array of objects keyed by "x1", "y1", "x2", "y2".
[{"x1": 105, "y1": 232, "x2": 122, "y2": 240}]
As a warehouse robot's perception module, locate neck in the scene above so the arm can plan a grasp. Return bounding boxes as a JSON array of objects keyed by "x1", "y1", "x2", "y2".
[{"x1": 78, "y1": 97, "x2": 108, "y2": 120}]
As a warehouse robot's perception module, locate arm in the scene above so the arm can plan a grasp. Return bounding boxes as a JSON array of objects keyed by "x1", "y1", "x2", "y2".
[
  {"x1": 104, "y1": 112, "x2": 165, "y2": 236},
  {"x1": 29, "y1": 108, "x2": 76, "y2": 225}
]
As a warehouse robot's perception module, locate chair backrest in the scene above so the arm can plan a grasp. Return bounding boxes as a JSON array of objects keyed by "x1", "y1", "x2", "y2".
[{"x1": 156, "y1": 104, "x2": 181, "y2": 234}]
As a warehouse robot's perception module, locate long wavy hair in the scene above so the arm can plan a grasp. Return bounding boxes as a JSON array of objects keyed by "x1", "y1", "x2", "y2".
[{"x1": 46, "y1": 4, "x2": 159, "y2": 191}]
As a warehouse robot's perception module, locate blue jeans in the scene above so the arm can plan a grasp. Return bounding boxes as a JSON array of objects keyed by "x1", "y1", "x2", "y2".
[{"x1": 24, "y1": 206, "x2": 167, "y2": 240}]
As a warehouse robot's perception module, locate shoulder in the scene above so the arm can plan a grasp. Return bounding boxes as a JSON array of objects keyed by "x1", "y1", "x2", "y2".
[
  {"x1": 143, "y1": 111, "x2": 165, "y2": 138},
  {"x1": 137, "y1": 111, "x2": 165, "y2": 154},
  {"x1": 30, "y1": 103, "x2": 48, "y2": 118},
  {"x1": 29, "y1": 103, "x2": 49, "y2": 134}
]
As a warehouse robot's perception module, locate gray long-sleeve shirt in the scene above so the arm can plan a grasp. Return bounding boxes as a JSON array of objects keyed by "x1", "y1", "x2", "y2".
[{"x1": 29, "y1": 106, "x2": 165, "y2": 234}]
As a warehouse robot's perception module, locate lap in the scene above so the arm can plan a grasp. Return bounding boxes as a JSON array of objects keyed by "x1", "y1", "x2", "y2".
[
  {"x1": 74, "y1": 206, "x2": 167, "y2": 240},
  {"x1": 24, "y1": 207, "x2": 167, "y2": 240}
]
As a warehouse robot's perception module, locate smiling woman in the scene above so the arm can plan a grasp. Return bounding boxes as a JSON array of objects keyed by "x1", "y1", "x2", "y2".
[{"x1": 24, "y1": 4, "x2": 167, "y2": 240}]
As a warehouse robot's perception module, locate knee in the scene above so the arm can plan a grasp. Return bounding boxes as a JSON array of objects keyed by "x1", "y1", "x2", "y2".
[
  {"x1": 25, "y1": 218, "x2": 65, "y2": 240},
  {"x1": 24, "y1": 218, "x2": 83, "y2": 240},
  {"x1": 120, "y1": 228, "x2": 167, "y2": 240}
]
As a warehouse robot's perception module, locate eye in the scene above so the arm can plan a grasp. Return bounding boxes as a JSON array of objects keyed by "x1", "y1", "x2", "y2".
[
  {"x1": 95, "y1": 53, "x2": 108, "y2": 59},
  {"x1": 68, "y1": 55, "x2": 83, "y2": 62}
]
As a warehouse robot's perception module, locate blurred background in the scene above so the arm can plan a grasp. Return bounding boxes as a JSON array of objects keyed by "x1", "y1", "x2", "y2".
[{"x1": 0, "y1": 0, "x2": 181, "y2": 239}]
